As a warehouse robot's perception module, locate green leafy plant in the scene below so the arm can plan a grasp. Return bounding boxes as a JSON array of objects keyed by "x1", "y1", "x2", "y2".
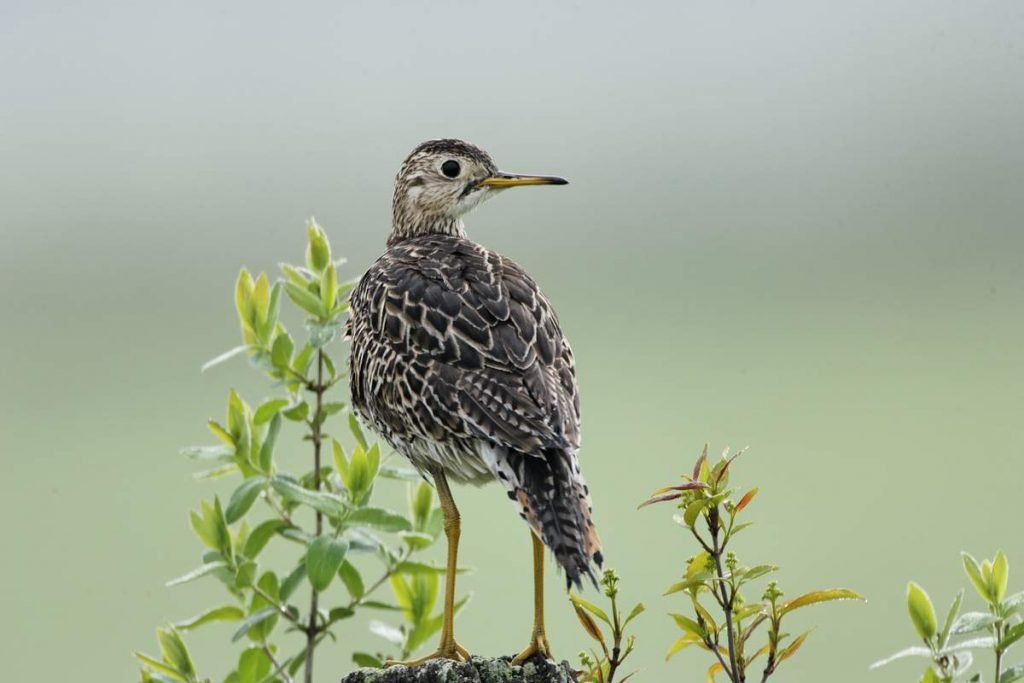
[
  {"x1": 134, "y1": 221, "x2": 465, "y2": 683},
  {"x1": 572, "y1": 569, "x2": 644, "y2": 683},
  {"x1": 873, "y1": 551, "x2": 1024, "y2": 682},
  {"x1": 640, "y1": 446, "x2": 864, "y2": 682}
]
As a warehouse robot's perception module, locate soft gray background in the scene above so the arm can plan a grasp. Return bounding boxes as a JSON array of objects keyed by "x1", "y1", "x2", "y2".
[{"x1": 2, "y1": 1, "x2": 1022, "y2": 681}]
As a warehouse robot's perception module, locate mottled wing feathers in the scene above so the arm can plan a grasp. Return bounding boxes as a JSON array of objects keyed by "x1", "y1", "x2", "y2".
[{"x1": 349, "y1": 235, "x2": 579, "y2": 456}]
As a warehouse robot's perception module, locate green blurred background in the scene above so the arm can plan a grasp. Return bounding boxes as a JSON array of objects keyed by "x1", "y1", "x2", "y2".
[{"x1": 2, "y1": 1, "x2": 1022, "y2": 680}]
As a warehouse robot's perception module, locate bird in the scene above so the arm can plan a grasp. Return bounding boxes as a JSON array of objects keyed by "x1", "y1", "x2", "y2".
[{"x1": 347, "y1": 138, "x2": 602, "y2": 666}]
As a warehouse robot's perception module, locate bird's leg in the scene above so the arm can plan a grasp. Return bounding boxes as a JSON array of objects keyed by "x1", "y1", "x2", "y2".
[
  {"x1": 385, "y1": 469, "x2": 469, "y2": 666},
  {"x1": 512, "y1": 531, "x2": 554, "y2": 664}
]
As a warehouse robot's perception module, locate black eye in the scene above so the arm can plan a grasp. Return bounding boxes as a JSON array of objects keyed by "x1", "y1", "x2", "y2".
[{"x1": 441, "y1": 160, "x2": 461, "y2": 178}]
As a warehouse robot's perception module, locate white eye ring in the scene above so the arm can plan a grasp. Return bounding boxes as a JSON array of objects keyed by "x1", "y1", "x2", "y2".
[{"x1": 440, "y1": 159, "x2": 461, "y2": 178}]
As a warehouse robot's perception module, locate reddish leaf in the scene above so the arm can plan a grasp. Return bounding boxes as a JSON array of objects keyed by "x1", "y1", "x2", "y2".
[
  {"x1": 735, "y1": 488, "x2": 758, "y2": 513},
  {"x1": 692, "y1": 445, "x2": 709, "y2": 481},
  {"x1": 638, "y1": 491, "x2": 682, "y2": 509}
]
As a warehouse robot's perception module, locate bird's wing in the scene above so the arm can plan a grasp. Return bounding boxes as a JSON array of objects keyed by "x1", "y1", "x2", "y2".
[{"x1": 350, "y1": 236, "x2": 580, "y2": 454}]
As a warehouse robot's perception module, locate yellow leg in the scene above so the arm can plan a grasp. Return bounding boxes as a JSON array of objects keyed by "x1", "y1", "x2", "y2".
[
  {"x1": 512, "y1": 531, "x2": 554, "y2": 664},
  {"x1": 385, "y1": 469, "x2": 469, "y2": 666}
]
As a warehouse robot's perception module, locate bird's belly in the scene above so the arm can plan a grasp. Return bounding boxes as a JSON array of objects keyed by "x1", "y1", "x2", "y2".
[{"x1": 398, "y1": 436, "x2": 495, "y2": 486}]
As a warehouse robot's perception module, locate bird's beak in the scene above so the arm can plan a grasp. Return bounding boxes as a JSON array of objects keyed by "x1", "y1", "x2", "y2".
[{"x1": 480, "y1": 172, "x2": 569, "y2": 188}]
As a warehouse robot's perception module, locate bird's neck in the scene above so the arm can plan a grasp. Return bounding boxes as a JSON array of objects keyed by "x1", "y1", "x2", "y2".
[{"x1": 389, "y1": 207, "x2": 466, "y2": 246}]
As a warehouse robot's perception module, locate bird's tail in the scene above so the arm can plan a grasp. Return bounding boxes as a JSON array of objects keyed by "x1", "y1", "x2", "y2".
[{"x1": 487, "y1": 446, "x2": 603, "y2": 590}]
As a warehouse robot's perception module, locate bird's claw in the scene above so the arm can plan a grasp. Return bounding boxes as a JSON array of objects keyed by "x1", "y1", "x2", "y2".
[
  {"x1": 384, "y1": 640, "x2": 470, "y2": 667},
  {"x1": 511, "y1": 631, "x2": 554, "y2": 665}
]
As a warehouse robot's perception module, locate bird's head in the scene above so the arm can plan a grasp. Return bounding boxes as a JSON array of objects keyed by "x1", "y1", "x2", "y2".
[{"x1": 389, "y1": 138, "x2": 567, "y2": 244}]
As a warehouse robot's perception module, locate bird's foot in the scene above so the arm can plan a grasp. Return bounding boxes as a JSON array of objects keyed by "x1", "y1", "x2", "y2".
[
  {"x1": 511, "y1": 630, "x2": 554, "y2": 665},
  {"x1": 384, "y1": 639, "x2": 470, "y2": 667}
]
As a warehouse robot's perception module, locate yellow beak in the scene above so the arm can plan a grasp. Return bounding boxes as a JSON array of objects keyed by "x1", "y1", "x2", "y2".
[{"x1": 480, "y1": 173, "x2": 569, "y2": 188}]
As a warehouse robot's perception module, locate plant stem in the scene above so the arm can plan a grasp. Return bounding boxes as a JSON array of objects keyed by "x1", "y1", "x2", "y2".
[
  {"x1": 263, "y1": 642, "x2": 294, "y2": 683},
  {"x1": 607, "y1": 594, "x2": 622, "y2": 683},
  {"x1": 709, "y1": 507, "x2": 740, "y2": 682},
  {"x1": 303, "y1": 350, "x2": 326, "y2": 683},
  {"x1": 995, "y1": 624, "x2": 1003, "y2": 683}
]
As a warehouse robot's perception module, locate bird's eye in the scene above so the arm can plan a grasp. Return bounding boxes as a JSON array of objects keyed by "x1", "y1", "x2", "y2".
[{"x1": 441, "y1": 160, "x2": 461, "y2": 178}]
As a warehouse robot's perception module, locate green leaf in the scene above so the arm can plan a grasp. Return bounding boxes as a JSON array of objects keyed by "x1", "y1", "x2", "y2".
[
  {"x1": 778, "y1": 629, "x2": 812, "y2": 663},
  {"x1": 741, "y1": 565, "x2": 779, "y2": 582},
  {"x1": 939, "y1": 590, "x2": 964, "y2": 648},
  {"x1": 665, "y1": 634, "x2": 701, "y2": 661},
  {"x1": 280, "y1": 262, "x2": 310, "y2": 287},
  {"x1": 964, "y1": 552, "x2": 992, "y2": 604},
  {"x1": 180, "y1": 444, "x2": 234, "y2": 463},
  {"x1": 282, "y1": 400, "x2": 309, "y2": 421},
  {"x1": 321, "y1": 263, "x2": 338, "y2": 310},
  {"x1": 398, "y1": 531, "x2": 435, "y2": 551},
  {"x1": 664, "y1": 578, "x2": 707, "y2": 595},
  {"x1": 1000, "y1": 623, "x2": 1024, "y2": 653},
  {"x1": 306, "y1": 320, "x2": 341, "y2": 347},
  {"x1": 243, "y1": 519, "x2": 285, "y2": 559},
  {"x1": 257, "y1": 413, "x2": 280, "y2": 472},
  {"x1": 306, "y1": 536, "x2": 350, "y2": 591},
  {"x1": 779, "y1": 588, "x2": 865, "y2": 616},
  {"x1": 671, "y1": 613, "x2": 705, "y2": 637},
  {"x1": 236, "y1": 645, "x2": 272, "y2": 683},
  {"x1": 202, "y1": 345, "x2": 249, "y2": 373},
  {"x1": 207, "y1": 420, "x2": 234, "y2": 447},
  {"x1": 157, "y1": 627, "x2": 195, "y2": 679},
  {"x1": 353, "y1": 652, "x2": 383, "y2": 669},
  {"x1": 993, "y1": 551, "x2": 1010, "y2": 603},
  {"x1": 339, "y1": 561, "x2": 365, "y2": 599},
  {"x1": 292, "y1": 343, "x2": 314, "y2": 378},
  {"x1": 270, "y1": 333, "x2": 294, "y2": 371},
  {"x1": 322, "y1": 401, "x2": 346, "y2": 417},
  {"x1": 869, "y1": 646, "x2": 933, "y2": 669},
  {"x1": 348, "y1": 414, "x2": 368, "y2": 449},
  {"x1": 347, "y1": 507, "x2": 412, "y2": 533},
  {"x1": 166, "y1": 561, "x2": 229, "y2": 588},
  {"x1": 306, "y1": 219, "x2": 331, "y2": 273},
  {"x1": 379, "y1": 464, "x2": 421, "y2": 480},
  {"x1": 225, "y1": 477, "x2": 267, "y2": 524},
  {"x1": 133, "y1": 651, "x2": 189, "y2": 681},
  {"x1": 192, "y1": 463, "x2": 238, "y2": 480},
  {"x1": 244, "y1": 572, "x2": 280, "y2": 641},
  {"x1": 1000, "y1": 664, "x2": 1024, "y2": 683},
  {"x1": 394, "y1": 560, "x2": 468, "y2": 575},
  {"x1": 271, "y1": 477, "x2": 349, "y2": 519},
  {"x1": 683, "y1": 498, "x2": 710, "y2": 527},
  {"x1": 954, "y1": 611, "x2": 1000, "y2": 635},
  {"x1": 623, "y1": 602, "x2": 646, "y2": 628},
  {"x1": 279, "y1": 561, "x2": 307, "y2": 601},
  {"x1": 230, "y1": 607, "x2": 278, "y2": 643},
  {"x1": 907, "y1": 582, "x2": 938, "y2": 640},
  {"x1": 570, "y1": 595, "x2": 611, "y2": 625},
  {"x1": 284, "y1": 281, "x2": 324, "y2": 317},
  {"x1": 328, "y1": 607, "x2": 355, "y2": 624},
  {"x1": 1006, "y1": 591, "x2": 1024, "y2": 616},
  {"x1": 253, "y1": 398, "x2": 289, "y2": 426},
  {"x1": 174, "y1": 605, "x2": 245, "y2": 631}
]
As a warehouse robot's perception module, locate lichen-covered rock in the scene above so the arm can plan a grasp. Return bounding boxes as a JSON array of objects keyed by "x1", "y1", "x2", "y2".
[{"x1": 340, "y1": 655, "x2": 577, "y2": 683}]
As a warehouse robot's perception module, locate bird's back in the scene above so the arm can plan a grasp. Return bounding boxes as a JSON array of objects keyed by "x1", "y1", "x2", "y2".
[{"x1": 348, "y1": 234, "x2": 602, "y2": 586}]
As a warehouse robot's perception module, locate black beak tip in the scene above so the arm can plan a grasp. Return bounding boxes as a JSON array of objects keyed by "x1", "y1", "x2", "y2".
[{"x1": 551, "y1": 177, "x2": 569, "y2": 186}]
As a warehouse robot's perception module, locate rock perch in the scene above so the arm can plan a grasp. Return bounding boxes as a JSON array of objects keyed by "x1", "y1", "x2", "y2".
[{"x1": 340, "y1": 655, "x2": 578, "y2": 683}]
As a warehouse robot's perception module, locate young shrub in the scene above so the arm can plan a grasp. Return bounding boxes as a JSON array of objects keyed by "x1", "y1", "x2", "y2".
[
  {"x1": 571, "y1": 569, "x2": 644, "y2": 683},
  {"x1": 873, "y1": 551, "x2": 1024, "y2": 682},
  {"x1": 640, "y1": 445, "x2": 864, "y2": 682},
  {"x1": 135, "y1": 221, "x2": 459, "y2": 683}
]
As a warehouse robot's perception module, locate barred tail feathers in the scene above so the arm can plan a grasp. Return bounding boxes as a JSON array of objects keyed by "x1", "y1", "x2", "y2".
[{"x1": 484, "y1": 445, "x2": 603, "y2": 589}]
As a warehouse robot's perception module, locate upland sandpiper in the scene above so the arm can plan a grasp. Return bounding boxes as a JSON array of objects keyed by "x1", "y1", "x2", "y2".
[{"x1": 347, "y1": 139, "x2": 602, "y2": 666}]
